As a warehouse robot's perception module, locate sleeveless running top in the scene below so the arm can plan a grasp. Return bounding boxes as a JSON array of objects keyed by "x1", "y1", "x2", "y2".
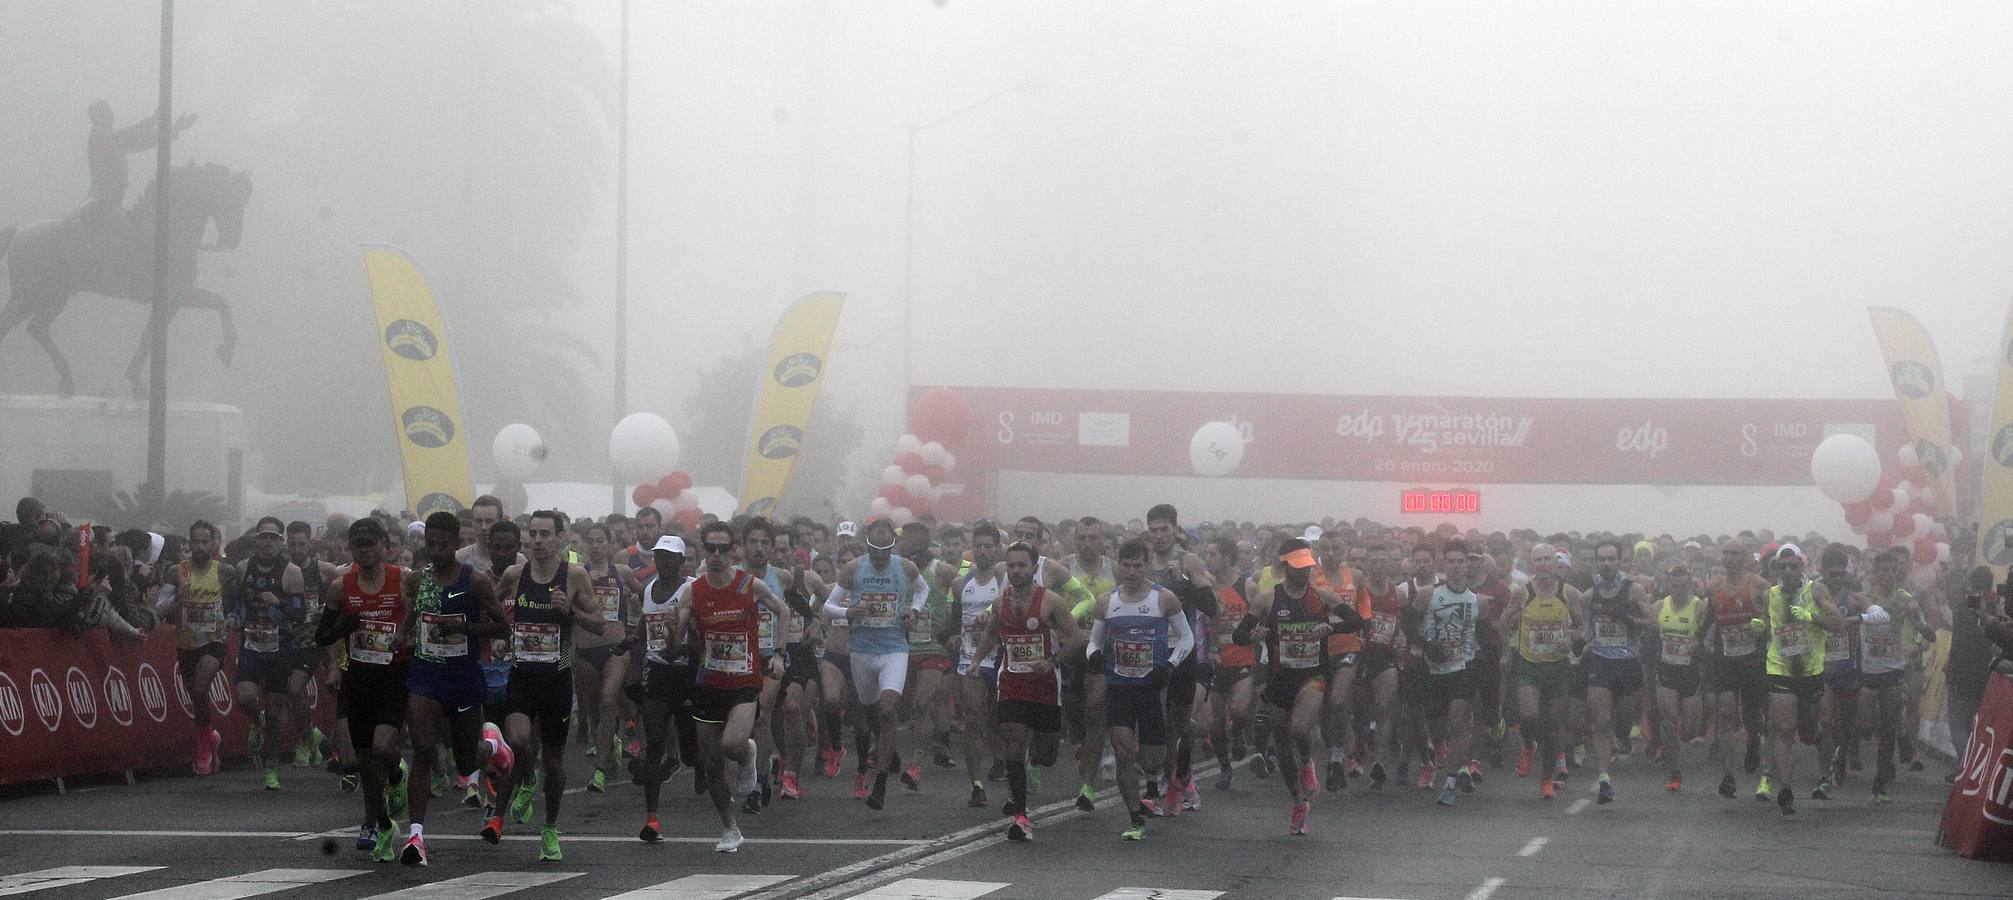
[
  {"x1": 238, "y1": 557, "x2": 294, "y2": 656},
  {"x1": 847, "y1": 554, "x2": 909, "y2": 655},
  {"x1": 1656, "y1": 594, "x2": 1706, "y2": 668},
  {"x1": 295, "y1": 558, "x2": 326, "y2": 651},
  {"x1": 1267, "y1": 583, "x2": 1328, "y2": 673},
  {"x1": 1859, "y1": 588, "x2": 1910, "y2": 675},
  {"x1": 1423, "y1": 584, "x2": 1480, "y2": 676},
  {"x1": 691, "y1": 570, "x2": 762, "y2": 689},
  {"x1": 1359, "y1": 583, "x2": 1403, "y2": 654},
  {"x1": 576, "y1": 563, "x2": 626, "y2": 649},
  {"x1": 1104, "y1": 588, "x2": 1170, "y2": 685},
  {"x1": 339, "y1": 565, "x2": 407, "y2": 667},
  {"x1": 1516, "y1": 582, "x2": 1571, "y2": 664},
  {"x1": 1069, "y1": 556, "x2": 1117, "y2": 626},
  {"x1": 958, "y1": 571, "x2": 1003, "y2": 674},
  {"x1": 1765, "y1": 580, "x2": 1824, "y2": 677},
  {"x1": 413, "y1": 563, "x2": 481, "y2": 666},
  {"x1": 996, "y1": 585, "x2": 1060, "y2": 705},
  {"x1": 177, "y1": 560, "x2": 226, "y2": 650},
  {"x1": 1214, "y1": 584, "x2": 1255, "y2": 668},
  {"x1": 1709, "y1": 576, "x2": 1764, "y2": 660},
  {"x1": 1586, "y1": 578, "x2": 1640, "y2": 660},
  {"x1": 1315, "y1": 567, "x2": 1363, "y2": 657},
  {"x1": 639, "y1": 574, "x2": 690, "y2": 667},
  {"x1": 906, "y1": 558, "x2": 951, "y2": 657},
  {"x1": 510, "y1": 562, "x2": 574, "y2": 672}
]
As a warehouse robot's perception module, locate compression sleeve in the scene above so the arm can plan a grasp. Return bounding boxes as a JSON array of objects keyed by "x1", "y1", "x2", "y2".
[
  {"x1": 1166, "y1": 607, "x2": 1196, "y2": 666},
  {"x1": 910, "y1": 573, "x2": 931, "y2": 611},
  {"x1": 821, "y1": 585, "x2": 850, "y2": 622},
  {"x1": 1061, "y1": 575, "x2": 1094, "y2": 611},
  {"x1": 1861, "y1": 604, "x2": 1890, "y2": 626},
  {"x1": 1085, "y1": 618, "x2": 1107, "y2": 660}
]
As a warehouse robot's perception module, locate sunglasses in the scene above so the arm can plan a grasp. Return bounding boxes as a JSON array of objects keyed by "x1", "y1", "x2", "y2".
[{"x1": 702, "y1": 543, "x2": 734, "y2": 554}]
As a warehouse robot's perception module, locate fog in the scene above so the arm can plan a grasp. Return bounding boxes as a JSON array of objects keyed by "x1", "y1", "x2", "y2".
[{"x1": 5, "y1": 1, "x2": 2013, "y2": 527}]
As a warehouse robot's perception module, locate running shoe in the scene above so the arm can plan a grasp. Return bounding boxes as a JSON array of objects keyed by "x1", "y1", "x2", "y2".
[
  {"x1": 1249, "y1": 753, "x2": 1272, "y2": 779},
  {"x1": 588, "y1": 769, "x2": 607, "y2": 794},
  {"x1": 263, "y1": 767, "x2": 281, "y2": 791},
  {"x1": 482, "y1": 722, "x2": 515, "y2": 774},
  {"x1": 1873, "y1": 783, "x2": 1893, "y2": 804},
  {"x1": 1665, "y1": 771, "x2": 1682, "y2": 792},
  {"x1": 866, "y1": 771, "x2": 889, "y2": 810},
  {"x1": 902, "y1": 763, "x2": 923, "y2": 791},
  {"x1": 715, "y1": 827, "x2": 744, "y2": 853},
  {"x1": 934, "y1": 745, "x2": 956, "y2": 769},
  {"x1": 1299, "y1": 765, "x2": 1320, "y2": 798},
  {"x1": 1539, "y1": 777, "x2": 1556, "y2": 800},
  {"x1": 1182, "y1": 778, "x2": 1201, "y2": 811},
  {"x1": 399, "y1": 832, "x2": 427, "y2": 866},
  {"x1": 741, "y1": 791, "x2": 761, "y2": 815},
  {"x1": 821, "y1": 749, "x2": 841, "y2": 779},
  {"x1": 1347, "y1": 754, "x2": 1365, "y2": 778},
  {"x1": 1456, "y1": 766, "x2": 1474, "y2": 794},
  {"x1": 1007, "y1": 813, "x2": 1035, "y2": 842},
  {"x1": 387, "y1": 762, "x2": 410, "y2": 819},
  {"x1": 1416, "y1": 762, "x2": 1436, "y2": 791},
  {"x1": 1467, "y1": 760, "x2": 1484, "y2": 784},
  {"x1": 1777, "y1": 785, "x2": 1796, "y2": 816},
  {"x1": 509, "y1": 782, "x2": 536, "y2": 824},
  {"x1": 1216, "y1": 769, "x2": 1234, "y2": 791},
  {"x1": 988, "y1": 759, "x2": 1010, "y2": 782},
  {"x1": 1120, "y1": 820, "x2": 1146, "y2": 841},
  {"x1": 1076, "y1": 785, "x2": 1096, "y2": 812},
  {"x1": 308, "y1": 728, "x2": 327, "y2": 768},
  {"x1": 779, "y1": 771, "x2": 802, "y2": 800},
  {"x1": 1289, "y1": 799, "x2": 1310, "y2": 835},
  {"x1": 340, "y1": 772, "x2": 360, "y2": 793},
  {"x1": 1437, "y1": 782, "x2": 1458, "y2": 806},
  {"x1": 1516, "y1": 744, "x2": 1534, "y2": 778},
  {"x1": 293, "y1": 743, "x2": 312, "y2": 769},
  {"x1": 1369, "y1": 761, "x2": 1387, "y2": 790},
  {"x1": 430, "y1": 771, "x2": 446, "y2": 799},
  {"x1": 639, "y1": 814, "x2": 660, "y2": 843},
  {"x1": 356, "y1": 821, "x2": 376, "y2": 851},
  {"x1": 1139, "y1": 797, "x2": 1163, "y2": 818},
  {"x1": 969, "y1": 782, "x2": 988, "y2": 807},
  {"x1": 1718, "y1": 773, "x2": 1737, "y2": 798},
  {"x1": 479, "y1": 812, "x2": 503, "y2": 844},
  {"x1": 371, "y1": 824, "x2": 397, "y2": 863},
  {"x1": 1811, "y1": 778, "x2": 1833, "y2": 801},
  {"x1": 1597, "y1": 777, "x2": 1614, "y2": 805},
  {"x1": 538, "y1": 825, "x2": 563, "y2": 861},
  {"x1": 852, "y1": 772, "x2": 869, "y2": 800},
  {"x1": 463, "y1": 783, "x2": 483, "y2": 808}
]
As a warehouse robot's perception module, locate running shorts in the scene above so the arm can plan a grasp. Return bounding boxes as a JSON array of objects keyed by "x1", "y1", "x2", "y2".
[
  {"x1": 850, "y1": 651, "x2": 909, "y2": 705},
  {"x1": 506, "y1": 668, "x2": 574, "y2": 746}
]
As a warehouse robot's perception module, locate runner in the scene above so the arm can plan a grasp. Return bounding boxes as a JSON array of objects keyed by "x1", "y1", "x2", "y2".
[
  {"x1": 1086, "y1": 538, "x2": 1195, "y2": 840},
  {"x1": 767, "y1": 526, "x2": 828, "y2": 801},
  {"x1": 488, "y1": 509, "x2": 605, "y2": 861},
  {"x1": 1855, "y1": 546, "x2": 1921, "y2": 802},
  {"x1": 1066, "y1": 516, "x2": 1119, "y2": 810},
  {"x1": 164, "y1": 520, "x2": 239, "y2": 776},
  {"x1": 953, "y1": 523, "x2": 1008, "y2": 807},
  {"x1": 1204, "y1": 536, "x2": 1255, "y2": 791},
  {"x1": 1353, "y1": 540, "x2": 1406, "y2": 790},
  {"x1": 313, "y1": 517, "x2": 410, "y2": 864},
  {"x1": 820, "y1": 517, "x2": 930, "y2": 810},
  {"x1": 632, "y1": 535, "x2": 691, "y2": 842},
  {"x1": 1813, "y1": 544, "x2": 1861, "y2": 801},
  {"x1": 1582, "y1": 539, "x2": 1649, "y2": 805},
  {"x1": 396, "y1": 511, "x2": 513, "y2": 866},
  {"x1": 1761, "y1": 543, "x2": 1846, "y2": 815},
  {"x1": 286, "y1": 521, "x2": 337, "y2": 773},
  {"x1": 1503, "y1": 544, "x2": 1581, "y2": 798},
  {"x1": 971, "y1": 540, "x2": 1084, "y2": 841},
  {"x1": 1233, "y1": 537, "x2": 1359, "y2": 834},
  {"x1": 1705, "y1": 540, "x2": 1770, "y2": 799},
  {"x1": 1143, "y1": 504, "x2": 1217, "y2": 815},
  {"x1": 1405, "y1": 540, "x2": 1483, "y2": 807},
  {"x1": 1653, "y1": 564, "x2": 1708, "y2": 792},
  {"x1": 578, "y1": 521, "x2": 643, "y2": 795},
  {"x1": 666, "y1": 521, "x2": 794, "y2": 852},
  {"x1": 896, "y1": 521, "x2": 959, "y2": 794},
  {"x1": 231, "y1": 517, "x2": 304, "y2": 791}
]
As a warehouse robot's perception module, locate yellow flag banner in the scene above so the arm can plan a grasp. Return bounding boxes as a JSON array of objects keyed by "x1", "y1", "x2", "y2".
[
  {"x1": 362, "y1": 244, "x2": 475, "y2": 519},
  {"x1": 1977, "y1": 298, "x2": 2013, "y2": 569},
  {"x1": 738, "y1": 291, "x2": 846, "y2": 517},
  {"x1": 1867, "y1": 306, "x2": 1957, "y2": 516}
]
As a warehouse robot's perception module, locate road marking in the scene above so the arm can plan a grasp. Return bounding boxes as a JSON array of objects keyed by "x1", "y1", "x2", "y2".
[
  {"x1": 602, "y1": 874, "x2": 795, "y2": 900},
  {"x1": 107, "y1": 868, "x2": 364, "y2": 900},
  {"x1": 847, "y1": 880, "x2": 1007, "y2": 900},
  {"x1": 0, "y1": 830, "x2": 311, "y2": 839},
  {"x1": 0, "y1": 867, "x2": 162, "y2": 897},
  {"x1": 1464, "y1": 877, "x2": 1507, "y2": 900},
  {"x1": 1517, "y1": 837, "x2": 1548, "y2": 857},
  {"x1": 1566, "y1": 799, "x2": 1590, "y2": 814},
  {"x1": 425, "y1": 833, "x2": 921, "y2": 846},
  {"x1": 356, "y1": 871, "x2": 582, "y2": 900},
  {"x1": 1093, "y1": 890, "x2": 1224, "y2": 900}
]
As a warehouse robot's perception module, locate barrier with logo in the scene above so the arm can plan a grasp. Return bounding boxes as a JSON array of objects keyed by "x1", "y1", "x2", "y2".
[
  {"x1": 0, "y1": 627, "x2": 334, "y2": 787},
  {"x1": 1939, "y1": 669, "x2": 2013, "y2": 861}
]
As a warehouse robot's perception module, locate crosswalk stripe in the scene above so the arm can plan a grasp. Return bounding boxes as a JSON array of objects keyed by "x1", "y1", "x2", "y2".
[
  {"x1": 0, "y1": 867, "x2": 163, "y2": 897},
  {"x1": 355, "y1": 871, "x2": 582, "y2": 900},
  {"x1": 107, "y1": 868, "x2": 364, "y2": 900},
  {"x1": 603, "y1": 874, "x2": 796, "y2": 900},
  {"x1": 845, "y1": 879, "x2": 1008, "y2": 900},
  {"x1": 1092, "y1": 891, "x2": 1224, "y2": 900}
]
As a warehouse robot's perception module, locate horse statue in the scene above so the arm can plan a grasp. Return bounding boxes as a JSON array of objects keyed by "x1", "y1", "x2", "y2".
[{"x1": 0, "y1": 161, "x2": 252, "y2": 397}]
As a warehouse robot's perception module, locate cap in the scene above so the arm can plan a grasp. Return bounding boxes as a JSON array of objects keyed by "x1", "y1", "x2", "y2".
[
  {"x1": 1278, "y1": 537, "x2": 1317, "y2": 570},
  {"x1": 1554, "y1": 549, "x2": 1571, "y2": 566},
  {"x1": 1301, "y1": 526, "x2": 1324, "y2": 543},
  {"x1": 651, "y1": 535, "x2": 687, "y2": 555},
  {"x1": 147, "y1": 531, "x2": 164, "y2": 564},
  {"x1": 1775, "y1": 542, "x2": 1805, "y2": 562},
  {"x1": 1683, "y1": 540, "x2": 1702, "y2": 550},
  {"x1": 405, "y1": 520, "x2": 426, "y2": 538},
  {"x1": 255, "y1": 517, "x2": 284, "y2": 536},
  {"x1": 836, "y1": 521, "x2": 859, "y2": 538}
]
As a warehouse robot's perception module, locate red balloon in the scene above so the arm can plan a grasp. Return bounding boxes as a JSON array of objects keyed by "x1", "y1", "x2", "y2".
[
  {"x1": 673, "y1": 508, "x2": 703, "y2": 529},
  {"x1": 921, "y1": 464, "x2": 948, "y2": 485},
  {"x1": 669, "y1": 471, "x2": 694, "y2": 493},
  {"x1": 1889, "y1": 514, "x2": 1917, "y2": 541},
  {"x1": 878, "y1": 484, "x2": 911, "y2": 508},
  {"x1": 894, "y1": 452, "x2": 926, "y2": 472},
  {"x1": 1912, "y1": 538, "x2": 1937, "y2": 567},
  {"x1": 1842, "y1": 502, "x2": 1872, "y2": 527},
  {"x1": 910, "y1": 388, "x2": 972, "y2": 447},
  {"x1": 656, "y1": 472, "x2": 680, "y2": 491},
  {"x1": 908, "y1": 495, "x2": 933, "y2": 516},
  {"x1": 633, "y1": 484, "x2": 660, "y2": 508},
  {"x1": 1867, "y1": 487, "x2": 1895, "y2": 512}
]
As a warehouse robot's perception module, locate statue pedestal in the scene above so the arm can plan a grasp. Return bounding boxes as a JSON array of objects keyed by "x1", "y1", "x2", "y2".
[{"x1": 0, "y1": 393, "x2": 245, "y2": 523}]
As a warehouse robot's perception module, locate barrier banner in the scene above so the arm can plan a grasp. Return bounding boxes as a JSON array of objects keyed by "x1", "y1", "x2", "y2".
[
  {"x1": 0, "y1": 628, "x2": 333, "y2": 786},
  {"x1": 1940, "y1": 671, "x2": 2013, "y2": 860},
  {"x1": 1868, "y1": 306, "x2": 1959, "y2": 517},
  {"x1": 363, "y1": 244, "x2": 476, "y2": 519},
  {"x1": 737, "y1": 291, "x2": 845, "y2": 517}
]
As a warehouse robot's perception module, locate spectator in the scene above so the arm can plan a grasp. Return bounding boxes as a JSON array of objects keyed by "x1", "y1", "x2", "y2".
[
  {"x1": 1946, "y1": 566, "x2": 2006, "y2": 776},
  {"x1": 77, "y1": 552, "x2": 148, "y2": 640},
  {"x1": 0, "y1": 550, "x2": 71, "y2": 629}
]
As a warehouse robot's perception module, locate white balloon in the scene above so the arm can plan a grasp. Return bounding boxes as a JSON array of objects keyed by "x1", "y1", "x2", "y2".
[
  {"x1": 492, "y1": 423, "x2": 547, "y2": 482},
  {"x1": 648, "y1": 497, "x2": 676, "y2": 519},
  {"x1": 940, "y1": 451, "x2": 956, "y2": 473},
  {"x1": 889, "y1": 506, "x2": 916, "y2": 527},
  {"x1": 881, "y1": 465, "x2": 906, "y2": 487},
  {"x1": 1189, "y1": 421, "x2": 1245, "y2": 477},
  {"x1": 1891, "y1": 485, "x2": 1910, "y2": 512},
  {"x1": 1936, "y1": 541, "x2": 1952, "y2": 563},
  {"x1": 920, "y1": 442, "x2": 948, "y2": 467},
  {"x1": 1897, "y1": 442, "x2": 1921, "y2": 471},
  {"x1": 905, "y1": 474, "x2": 933, "y2": 497},
  {"x1": 895, "y1": 434, "x2": 922, "y2": 454},
  {"x1": 610, "y1": 413, "x2": 681, "y2": 484},
  {"x1": 1911, "y1": 513, "x2": 1935, "y2": 535},
  {"x1": 1808, "y1": 434, "x2": 1881, "y2": 503},
  {"x1": 1866, "y1": 509, "x2": 1894, "y2": 536},
  {"x1": 672, "y1": 491, "x2": 699, "y2": 514},
  {"x1": 869, "y1": 496, "x2": 893, "y2": 518}
]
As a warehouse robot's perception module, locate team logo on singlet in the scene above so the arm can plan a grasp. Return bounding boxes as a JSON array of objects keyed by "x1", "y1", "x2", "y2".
[
  {"x1": 1891, "y1": 361, "x2": 1936, "y2": 400},
  {"x1": 1917, "y1": 439, "x2": 1950, "y2": 476},
  {"x1": 417, "y1": 492, "x2": 461, "y2": 517},
  {"x1": 773, "y1": 352, "x2": 823, "y2": 388},
  {"x1": 758, "y1": 424, "x2": 803, "y2": 459},
  {"x1": 384, "y1": 319, "x2": 439, "y2": 361},
  {"x1": 402, "y1": 405, "x2": 456, "y2": 448}
]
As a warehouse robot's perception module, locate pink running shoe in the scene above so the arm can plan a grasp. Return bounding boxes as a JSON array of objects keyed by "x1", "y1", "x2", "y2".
[
  {"x1": 482, "y1": 722, "x2": 515, "y2": 775},
  {"x1": 1299, "y1": 765, "x2": 1320, "y2": 798},
  {"x1": 1289, "y1": 800, "x2": 1310, "y2": 835},
  {"x1": 1416, "y1": 763, "x2": 1436, "y2": 790}
]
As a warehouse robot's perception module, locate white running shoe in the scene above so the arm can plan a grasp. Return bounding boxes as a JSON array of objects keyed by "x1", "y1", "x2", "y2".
[{"x1": 715, "y1": 826, "x2": 745, "y2": 853}]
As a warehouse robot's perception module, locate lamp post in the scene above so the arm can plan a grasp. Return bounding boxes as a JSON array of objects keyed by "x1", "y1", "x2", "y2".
[
  {"x1": 144, "y1": 0, "x2": 176, "y2": 516},
  {"x1": 611, "y1": 0, "x2": 631, "y2": 515}
]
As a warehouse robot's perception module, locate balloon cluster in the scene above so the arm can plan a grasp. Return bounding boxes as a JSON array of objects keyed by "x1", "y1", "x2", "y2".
[
  {"x1": 1811, "y1": 433, "x2": 1952, "y2": 573},
  {"x1": 872, "y1": 435, "x2": 955, "y2": 527},
  {"x1": 633, "y1": 471, "x2": 702, "y2": 531}
]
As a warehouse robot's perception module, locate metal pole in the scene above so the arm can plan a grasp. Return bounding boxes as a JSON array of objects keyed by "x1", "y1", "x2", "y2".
[
  {"x1": 901, "y1": 124, "x2": 916, "y2": 433},
  {"x1": 611, "y1": 0, "x2": 630, "y2": 515},
  {"x1": 145, "y1": 0, "x2": 175, "y2": 516}
]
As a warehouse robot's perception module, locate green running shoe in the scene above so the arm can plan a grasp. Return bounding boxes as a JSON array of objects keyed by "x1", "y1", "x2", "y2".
[
  {"x1": 1753, "y1": 774, "x2": 1773, "y2": 802},
  {"x1": 371, "y1": 823, "x2": 398, "y2": 863},
  {"x1": 262, "y1": 767, "x2": 281, "y2": 791},
  {"x1": 430, "y1": 772, "x2": 447, "y2": 799},
  {"x1": 292, "y1": 743, "x2": 311, "y2": 769},
  {"x1": 387, "y1": 761, "x2": 410, "y2": 819},
  {"x1": 538, "y1": 825, "x2": 563, "y2": 862},
  {"x1": 1120, "y1": 822, "x2": 1145, "y2": 841},
  {"x1": 510, "y1": 782, "x2": 538, "y2": 824},
  {"x1": 588, "y1": 769, "x2": 607, "y2": 794}
]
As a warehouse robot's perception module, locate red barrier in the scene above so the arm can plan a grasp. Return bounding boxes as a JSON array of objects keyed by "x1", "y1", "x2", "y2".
[
  {"x1": 1940, "y1": 672, "x2": 2013, "y2": 861},
  {"x1": 0, "y1": 627, "x2": 335, "y2": 787}
]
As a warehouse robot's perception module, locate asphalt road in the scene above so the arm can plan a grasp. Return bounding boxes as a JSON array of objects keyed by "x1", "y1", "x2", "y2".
[{"x1": 0, "y1": 735, "x2": 2000, "y2": 900}]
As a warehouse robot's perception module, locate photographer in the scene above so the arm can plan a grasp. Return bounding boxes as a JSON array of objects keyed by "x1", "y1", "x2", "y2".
[{"x1": 1947, "y1": 566, "x2": 2013, "y2": 769}]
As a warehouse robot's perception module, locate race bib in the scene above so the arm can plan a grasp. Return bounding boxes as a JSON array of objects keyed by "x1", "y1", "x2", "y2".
[
  {"x1": 1660, "y1": 633, "x2": 1696, "y2": 667},
  {"x1": 1526, "y1": 622, "x2": 1566, "y2": 658},
  {"x1": 245, "y1": 621, "x2": 282, "y2": 654},
  {"x1": 1369, "y1": 611, "x2": 1398, "y2": 646},
  {"x1": 1720, "y1": 627, "x2": 1757, "y2": 658},
  {"x1": 703, "y1": 629, "x2": 753, "y2": 675},
  {"x1": 786, "y1": 613, "x2": 808, "y2": 645},
  {"x1": 511, "y1": 623, "x2": 562, "y2": 663},
  {"x1": 1824, "y1": 625, "x2": 1849, "y2": 657},
  {"x1": 185, "y1": 602, "x2": 224, "y2": 640},
  {"x1": 908, "y1": 610, "x2": 936, "y2": 644},
  {"x1": 1775, "y1": 620, "x2": 1811, "y2": 658},
  {"x1": 1113, "y1": 639, "x2": 1156, "y2": 679},
  {"x1": 421, "y1": 612, "x2": 468, "y2": 659},
  {"x1": 1865, "y1": 633, "x2": 1902, "y2": 666},
  {"x1": 758, "y1": 609, "x2": 778, "y2": 652},
  {"x1": 349, "y1": 618, "x2": 396, "y2": 665},
  {"x1": 854, "y1": 592, "x2": 898, "y2": 629},
  {"x1": 595, "y1": 585, "x2": 622, "y2": 622},
  {"x1": 1278, "y1": 626, "x2": 1322, "y2": 669},
  {"x1": 1004, "y1": 632, "x2": 1048, "y2": 674},
  {"x1": 1592, "y1": 619, "x2": 1629, "y2": 647},
  {"x1": 644, "y1": 611, "x2": 672, "y2": 653}
]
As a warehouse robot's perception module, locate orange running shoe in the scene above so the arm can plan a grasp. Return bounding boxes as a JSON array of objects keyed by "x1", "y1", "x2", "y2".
[
  {"x1": 479, "y1": 815, "x2": 503, "y2": 844},
  {"x1": 1539, "y1": 778, "x2": 1556, "y2": 800},
  {"x1": 1516, "y1": 744, "x2": 1533, "y2": 778},
  {"x1": 639, "y1": 814, "x2": 661, "y2": 843},
  {"x1": 779, "y1": 770, "x2": 802, "y2": 800},
  {"x1": 1665, "y1": 772, "x2": 1682, "y2": 792}
]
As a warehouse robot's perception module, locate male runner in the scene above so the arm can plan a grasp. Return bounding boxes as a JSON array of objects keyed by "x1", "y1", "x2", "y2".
[
  {"x1": 896, "y1": 521, "x2": 959, "y2": 790},
  {"x1": 1087, "y1": 538, "x2": 1195, "y2": 841},
  {"x1": 1407, "y1": 540, "x2": 1483, "y2": 807},
  {"x1": 286, "y1": 521, "x2": 337, "y2": 772},
  {"x1": 314, "y1": 518, "x2": 410, "y2": 863},
  {"x1": 1812, "y1": 544, "x2": 1861, "y2": 801},
  {"x1": 1234, "y1": 538, "x2": 1359, "y2": 834},
  {"x1": 972, "y1": 540, "x2": 1084, "y2": 841},
  {"x1": 1143, "y1": 504, "x2": 1217, "y2": 814},
  {"x1": 164, "y1": 520, "x2": 239, "y2": 775},
  {"x1": 396, "y1": 511, "x2": 512, "y2": 866},
  {"x1": 1500, "y1": 544, "x2": 1580, "y2": 799},
  {"x1": 1582, "y1": 540, "x2": 1649, "y2": 805},
  {"x1": 633, "y1": 535, "x2": 691, "y2": 842},
  {"x1": 1313, "y1": 528, "x2": 1368, "y2": 789},
  {"x1": 1761, "y1": 544, "x2": 1846, "y2": 815},
  {"x1": 1204, "y1": 536, "x2": 1256, "y2": 791},
  {"x1": 1353, "y1": 540, "x2": 1407, "y2": 789},
  {"x1": 821, "y1": 517, "x2": 930, "y2": 809},
  {"x1": 1705, "y1": 540, "x2": 1770, "y2": 799},
  {"x1": 953, "y1": 523, "x2": 1008, "y2": 807},
  {"x1": 1653, "y1": 564, "x2": 1709, "y2": 792},
  {"x1": 768, "y1": 526, "x2": 828, "y2": 800},
  {"x1": 487, "y1": 510, "x2": 604, "y2": 861},
  {"x1": 1855, "y1": 546, "x2": 1921, "y2": 802},
  {"x1": 235, "y1": 517, "x2": 304, "y2": 790},
  {"x1": 1067, "y1": 517, "x2": 1119, "y2": 808}
]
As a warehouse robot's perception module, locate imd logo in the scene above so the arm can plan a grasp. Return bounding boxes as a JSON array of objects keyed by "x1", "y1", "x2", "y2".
[
  {"x1": 758, "y1": 424, "x2": 804, "y2": 460},
  {"x1": 383, "y1": 319, "x2": 439, "y2": 361},
  {"x1": 66, "y1": 666, "x2": 97, "y2": 730},
  {"x1": 1891, "y1": 361, "x2": 1936, "y2": 400},
  {"x1": 773, "y1": 352, "x2": 823, "y2": 388},
  {"x1": 401, "y1": 405, "x2": 456, "y2": 448}
]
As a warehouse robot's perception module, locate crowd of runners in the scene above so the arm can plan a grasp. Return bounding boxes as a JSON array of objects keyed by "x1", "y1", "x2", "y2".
[{"x1": 52, "y1": 496, "x2": 1988, "y2": 865}]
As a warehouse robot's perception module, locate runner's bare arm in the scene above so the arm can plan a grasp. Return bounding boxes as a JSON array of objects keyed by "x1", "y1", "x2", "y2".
[
  {"x1": 566, "y1": 563, "x2": 606, "y2": 634},
  {"x1": 469, "y1": 571, "x2": 510, "y2": 639},
  {"x1": 750, "y1": 577, "x2": 790, "y2": 620},
  {"x1": 1050, "y1": 594, "x2": 1086, "y2": 655}
]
